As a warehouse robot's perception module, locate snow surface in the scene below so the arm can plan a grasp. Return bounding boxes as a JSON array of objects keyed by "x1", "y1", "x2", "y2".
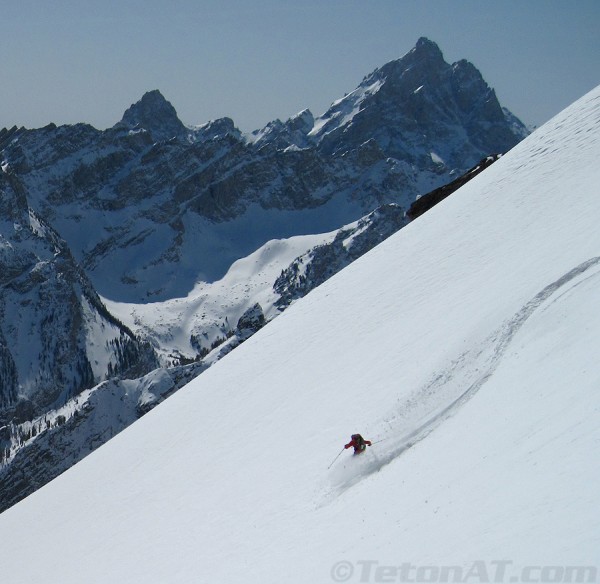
[
  {"x1": 1, "y1": 86, "x2": 599, "y2": 583},
  {"x1": 104, "y1": 229, "x2": 339, "y2": 362},
  {"x1": 309, "y1": 79, "x2": 384, "y2": 138}
]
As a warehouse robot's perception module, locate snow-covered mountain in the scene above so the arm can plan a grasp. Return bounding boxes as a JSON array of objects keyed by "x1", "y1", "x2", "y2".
[
  {"x1": 0, "y1": 37, "x2": 527, "y2": 513},
  {"x1": 310, "y1": 37, "x2": 528, "y2": 163},
  {"x1": 0, "y1": 38, "x2": 526, "y2": 305},
  {"x1": 104, "y1": 202, "x2": 411, "y2": 364},
  {"x1": 102, "y1": 155, "x2": 499, "y2": 365},
  {"x1": 0, "y1": 81, "x2": 597, "y2": 582}
]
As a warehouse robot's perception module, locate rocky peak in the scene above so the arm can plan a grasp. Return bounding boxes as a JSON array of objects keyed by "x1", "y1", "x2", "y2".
[
  {"x1": 312, "y1": 37, "x2": 527, "y2": 167},
  {"x1": 413, "y1": 36, "x2": 444, "y2": 60},
  {"x1": 192, "y1": 117, "x2": 242, "y2": 143},
  {"x1": 248, "y1": 109, "x2": 316, "y2": 150},
  {"x1": 372, "y1": 37, "x2": 446, "y2": 87},
  {"x1": 116, "y1": 90, "x2": 188, "y2": 141},
  {"x1": 287, "y1": 109, "x2": 315, "y2": 134}
]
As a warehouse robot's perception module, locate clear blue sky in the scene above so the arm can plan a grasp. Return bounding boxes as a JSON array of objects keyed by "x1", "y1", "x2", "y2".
[{"x1": 1, "y1": 0, "x2": 598, "y2": 132}]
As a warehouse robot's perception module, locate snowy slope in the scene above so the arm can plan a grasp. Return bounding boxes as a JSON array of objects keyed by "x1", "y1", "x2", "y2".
[
  {"x1": 0, "y1": 86, "x2": 598, "y2": 583},
  {"x1": 104, "y1": 229, "x2": 339, "y2": 363},
  {"x1": 103, "y1": 203, "x2": 407, "y2": 364}
]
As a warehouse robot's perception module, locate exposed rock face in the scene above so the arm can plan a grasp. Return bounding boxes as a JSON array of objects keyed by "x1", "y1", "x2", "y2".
[
  {"x1": 116, "y1": 90, "x2": 189, "y2": 141},
  {"x1": 191, "y1": 117, "x2": 242, "y2": 143},
  {"x1": 0, "y1": 168, "x2": 158, "y2": 423},
  {"x1": 236, "y1": 303, "x2": 266, "y2": 339}
]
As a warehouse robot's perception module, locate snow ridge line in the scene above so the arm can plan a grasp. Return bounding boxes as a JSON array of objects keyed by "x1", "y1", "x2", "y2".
[{"x1": 325, "y1": 256, "x2": 600, "y2": 498}]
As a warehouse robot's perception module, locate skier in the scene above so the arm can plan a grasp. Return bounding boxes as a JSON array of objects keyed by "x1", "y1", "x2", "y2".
[{"x1": 344, "y1": 433, "x2": 372, "y2": 455}]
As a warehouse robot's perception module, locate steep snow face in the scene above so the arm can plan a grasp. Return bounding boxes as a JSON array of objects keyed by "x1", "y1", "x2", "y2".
[
  {"x1": 309, "y1": 78, "x2": 385, "y2": 137},
  {"x1": 0, "y1": 87, "x2": 598, "y2": 583}
]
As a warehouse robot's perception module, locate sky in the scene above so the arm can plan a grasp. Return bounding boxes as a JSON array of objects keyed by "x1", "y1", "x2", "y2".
[{"x1": 1, "y1": 0, "x2": 598, "y2": 133}]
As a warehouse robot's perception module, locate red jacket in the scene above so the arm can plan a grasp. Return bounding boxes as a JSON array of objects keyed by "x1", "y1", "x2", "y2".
[{"x1": 344, "y1": 434, "x2": 372, "y2": 453}]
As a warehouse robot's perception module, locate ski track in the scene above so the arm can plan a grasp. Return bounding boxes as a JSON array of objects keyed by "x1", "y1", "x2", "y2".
[{"x1": 322, "y1": 256, "x2": 600, "y2": 502}]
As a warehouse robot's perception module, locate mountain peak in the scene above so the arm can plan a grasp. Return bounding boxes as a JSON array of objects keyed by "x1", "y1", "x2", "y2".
[
  {"x1": 396, "y1": 36, "x2": 446, "y2": 74},
  {"x1": 287, "y1": 109, "x2": 315, "y2": 133},
  {"x1": 312, "y1": 37, "x2": 527, "y2": 165},
  {"x1": 414, "y1": 36, "x2": 443, "y2": 58},
  {"x1": 191, "y1": 117, "x2": 242, "y2": 143},
  {"x1": 357, "y1": 37, "x2": 447, "y2": 91},
  {"x1": 117, "y1": 90, "x2": 187, "y2": 141}
]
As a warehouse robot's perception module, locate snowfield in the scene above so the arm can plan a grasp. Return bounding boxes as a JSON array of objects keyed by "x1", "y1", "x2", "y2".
[
  {"x1": 0, "y1": 86, "x2": 599, "y2": 583},
  {"x1": 104, "y1": 229, "x2": 340, "y2": 363}
]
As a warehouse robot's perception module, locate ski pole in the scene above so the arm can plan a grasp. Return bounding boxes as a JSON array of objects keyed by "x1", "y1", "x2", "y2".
[
  {"x1": 370, "y1": 436, "x2": 392, "y2": 445},
  {"x1": 327, "y1": 447, "x2": 345, "y2": 469}
]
